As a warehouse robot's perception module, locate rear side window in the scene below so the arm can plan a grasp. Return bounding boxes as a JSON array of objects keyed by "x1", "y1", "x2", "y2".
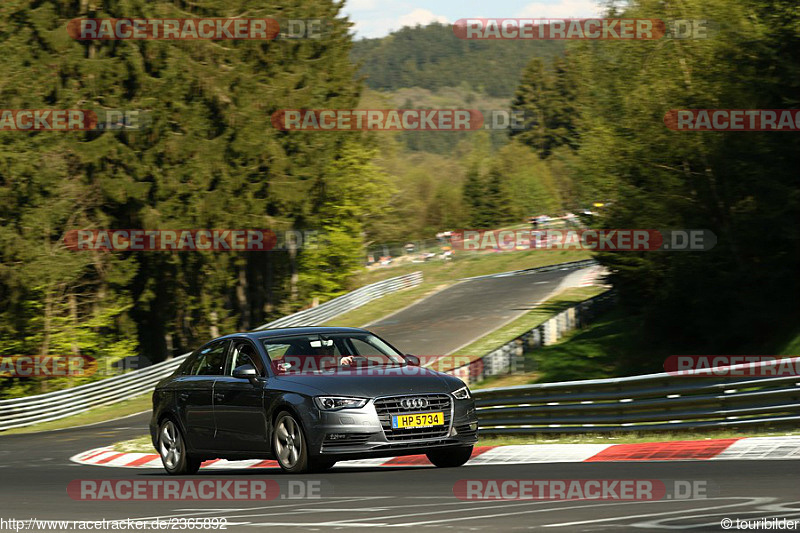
[
  {"x1": 178, "y1": 352, "x2": 200, "y2": 375},
  {"x1": 192, "y1": 341, "x2": 228, "y2": 376}
]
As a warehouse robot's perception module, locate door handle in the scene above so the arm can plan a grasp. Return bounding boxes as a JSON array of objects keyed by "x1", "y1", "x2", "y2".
[
  {"x1": 214, "y1": 393, "x2": 224, "y2": 402},
  {"x1": 178, "y1": 392, "x2": 189, "y2": 400}
]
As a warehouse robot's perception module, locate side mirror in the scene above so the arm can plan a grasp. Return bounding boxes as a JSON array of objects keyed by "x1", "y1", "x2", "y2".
[
  {"x1": 233, "y1": 364, "x2": 258, "y2": 382},
  {"x1": 404, "y1": 354, "x2": 420, "y2": 366}
]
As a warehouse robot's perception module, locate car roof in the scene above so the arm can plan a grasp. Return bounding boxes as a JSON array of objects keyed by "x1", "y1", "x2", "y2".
[{"x1": 219, "y1": 326, "x2": 371, "y2": 342}]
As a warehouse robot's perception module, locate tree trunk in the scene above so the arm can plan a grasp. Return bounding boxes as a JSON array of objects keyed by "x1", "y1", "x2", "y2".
[{"x1": 236, "y1": 263, "x2": 250, "y2": 330}]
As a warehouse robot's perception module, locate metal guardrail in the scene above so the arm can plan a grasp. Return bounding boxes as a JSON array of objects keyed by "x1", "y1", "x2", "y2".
[
  {"x1": 0, "y1": 357, "x2": 186, "y2": 430},
  {"x1": 474, "y1": 357, "x2": 800, "y2": 434},
  {"x1": 0, "y1": 271, "x2": 423, "y2": 431}
]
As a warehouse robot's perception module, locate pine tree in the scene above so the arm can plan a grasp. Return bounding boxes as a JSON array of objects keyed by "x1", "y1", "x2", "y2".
[
  {"x1": 0, "y1": 0, "x2": 373, "y2": 396},
  {"x1": 462, "y1": 164, "x2": 487, "y2": 227}
]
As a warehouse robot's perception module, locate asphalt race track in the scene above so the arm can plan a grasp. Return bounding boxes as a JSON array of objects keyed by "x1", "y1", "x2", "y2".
[
  {"x1": 369, "y1": 264, "x2": 587, "y2": 355},
  {"x1": 1, "y1": 415, "x2": 799, "y2": 531},
  {"x1": 1, "y1": 265, "x2": 798, "y2": 532}
]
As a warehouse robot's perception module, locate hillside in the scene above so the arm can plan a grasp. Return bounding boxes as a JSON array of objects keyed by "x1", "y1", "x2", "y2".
[{"x1": 351, "y1": 23, "x2": 564, "y2": 98}]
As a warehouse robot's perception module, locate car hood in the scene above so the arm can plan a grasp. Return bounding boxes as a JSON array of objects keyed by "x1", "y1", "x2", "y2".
[{"x1": 272, "y1": 366, "x2": 458, "y2": 397}]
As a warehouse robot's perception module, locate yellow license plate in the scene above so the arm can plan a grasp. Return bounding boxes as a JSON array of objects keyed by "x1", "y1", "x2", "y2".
[{"x1": 392, "y1": 412, "x2": 444, "y2": 429}]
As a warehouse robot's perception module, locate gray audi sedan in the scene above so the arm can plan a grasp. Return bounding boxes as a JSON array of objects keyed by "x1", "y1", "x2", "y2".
[{"x1": 150, "y1": 327, "x2": 478, "y2": 474}]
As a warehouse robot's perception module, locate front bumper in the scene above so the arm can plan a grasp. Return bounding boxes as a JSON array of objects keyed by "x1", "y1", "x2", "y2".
[{"x1": 305, "y1": 394, "x2": 479, "y2": 459}]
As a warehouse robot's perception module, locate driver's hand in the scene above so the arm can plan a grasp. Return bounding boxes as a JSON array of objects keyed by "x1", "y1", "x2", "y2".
[{"x1": 340, "y1": 356, "x2": 355, "y2": 366}]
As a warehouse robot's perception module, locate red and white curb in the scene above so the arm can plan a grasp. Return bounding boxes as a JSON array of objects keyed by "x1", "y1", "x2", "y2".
[{"x1": 70, "y1": 436, "x2": 800, "y2": 470}]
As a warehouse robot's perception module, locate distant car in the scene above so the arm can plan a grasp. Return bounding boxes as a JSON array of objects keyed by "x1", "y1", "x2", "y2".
[{"x1": 150, "y1": 327, "x2": 478, "y2": 474}]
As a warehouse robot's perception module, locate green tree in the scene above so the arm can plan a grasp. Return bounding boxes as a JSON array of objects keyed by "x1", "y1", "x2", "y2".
[
  {"x1": 511, "y1": 56, "x2": 580, "y2": 159},
  {"x1": 568, "y1": 0, "x2": 800, "y2": 360},
  {"x1": 0, "y1": 0, "x2": 369, "y2": 396},
  {"x1": 462, "y1": 164, "x2": 487, "y2": 227},
  {"x1": 298, "y1": 142, "x2": 394, "y2": 301}
]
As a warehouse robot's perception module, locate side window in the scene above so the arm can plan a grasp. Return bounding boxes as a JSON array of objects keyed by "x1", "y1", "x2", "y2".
[
  {"x1": 193, "y1": 341, "x2": 228, "y2": 376},
  {"x1": 227, "y1": 341, "x2": 264, "y2": 376}
]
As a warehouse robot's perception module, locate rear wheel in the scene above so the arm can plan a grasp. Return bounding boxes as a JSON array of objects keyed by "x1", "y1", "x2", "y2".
[
  {"x1": 273, "y1": 411, "x2": 310, "y2": 473},
  {"x1": 158, "y1": 419, "x2": 201, "y2": 475},
  {"x1": 426, "y1": 445, "x2": 473, "y2": 468}
]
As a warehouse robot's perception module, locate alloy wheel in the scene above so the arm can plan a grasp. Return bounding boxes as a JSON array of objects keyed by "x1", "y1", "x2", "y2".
[{"x1": 159, "y1": 420, "x2": 182, "y2": 470}]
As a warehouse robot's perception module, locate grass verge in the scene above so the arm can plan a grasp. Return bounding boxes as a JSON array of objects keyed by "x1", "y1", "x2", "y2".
[
  {"x1": 353, "y1": 249, "x2": 592, "y2": 287},
  {"x1": 1, "y1": 393, "x2": 151, "y2": 435},
  {"x1": 528, "y1": 305, "x2": 800, "y2": 385},
  {"x1": 529, "y1": 307, "x2": 646, "y2": 383},
  {"x1": 471, "y1": 373, "x2": 539, "y2": 390}
]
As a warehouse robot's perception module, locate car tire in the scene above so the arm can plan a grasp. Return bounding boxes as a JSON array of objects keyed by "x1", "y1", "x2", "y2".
[
  {"x1": 426, "y1": 445, "x2": 473, "y2": 468},
  {"x1": 157, "y1": 418, "x2": 201, "y2": 475},
  {"x1": 273, "y1": 411, "x2": 310, "y2": 473}
]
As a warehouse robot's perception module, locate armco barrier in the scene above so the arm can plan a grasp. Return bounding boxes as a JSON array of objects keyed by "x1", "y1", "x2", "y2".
[
  {"x1": 474, "y1": 357, "x2": 800, "y2": 434},
  {"x1": 446, "y1": 290, "x2": 615, "y2": 385},
  {"x1": 0, "y1": 271, "x2": 422, "y2": 431}
]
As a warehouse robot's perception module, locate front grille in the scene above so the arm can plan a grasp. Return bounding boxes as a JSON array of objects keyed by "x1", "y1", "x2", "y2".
[{"x1": 374, "y1": 394, "x2": 452, "y2": 441}]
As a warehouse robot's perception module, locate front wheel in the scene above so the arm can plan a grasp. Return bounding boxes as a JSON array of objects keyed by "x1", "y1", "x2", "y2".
[
  {"x1": 273, "y1": 411, "x2": 310, "y2": 473},
  {"x1": 157, "y1": 419, "x2": 201, "y2": 475},
  {"x1": 426, "y1": 445, "x2": 473, "y2": 468}
]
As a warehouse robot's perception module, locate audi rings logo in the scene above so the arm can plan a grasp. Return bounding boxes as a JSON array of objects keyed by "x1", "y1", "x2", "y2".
[{"x1": 401, "y1": 397, "x2": 429, "y2": 409}]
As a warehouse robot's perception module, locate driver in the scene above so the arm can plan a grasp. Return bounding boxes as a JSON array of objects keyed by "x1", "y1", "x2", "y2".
[{"x1": 312, "y1": 342, "x2": 356, "y2": 367}]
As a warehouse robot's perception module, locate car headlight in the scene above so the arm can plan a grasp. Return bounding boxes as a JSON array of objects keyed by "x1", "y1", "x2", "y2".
[
  {"x1": 314, "y1": 396, "x2": 368, "y2": 411},
  {"x1": 452, "y1": 385, "x2": 471, "y2": 400}
]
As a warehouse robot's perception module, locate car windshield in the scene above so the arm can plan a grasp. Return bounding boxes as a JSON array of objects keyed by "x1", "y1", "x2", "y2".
[{"x1": 261, "y1": 333, "x2": 405, "y2": 373}]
